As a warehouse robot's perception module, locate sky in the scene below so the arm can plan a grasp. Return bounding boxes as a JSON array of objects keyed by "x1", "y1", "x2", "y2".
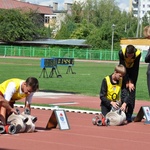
[{"x1": 25, "y1": 0, "x2": 130, "y2": 12}]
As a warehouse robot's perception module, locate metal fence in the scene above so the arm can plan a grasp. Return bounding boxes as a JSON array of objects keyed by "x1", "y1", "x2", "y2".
[{"x1": 0, "y1": 45, "x2": 147, "y2": 61}]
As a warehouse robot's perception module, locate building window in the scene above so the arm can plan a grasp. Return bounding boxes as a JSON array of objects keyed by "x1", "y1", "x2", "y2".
[
  {"x1": 52, "y1": 16, "x2": 56, "y2": 19},
  {"x1": 44, "y1": 16, "x2": 50, "y2": 23}
]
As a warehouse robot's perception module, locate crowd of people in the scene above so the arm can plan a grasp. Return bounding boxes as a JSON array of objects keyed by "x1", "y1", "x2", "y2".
[{"x1": 99, "y1": 25, "x2": 150, "y2": 123}]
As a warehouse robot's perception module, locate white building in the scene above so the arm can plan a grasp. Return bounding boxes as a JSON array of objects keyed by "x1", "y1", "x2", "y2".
[
  {"x1": 129, "y1": 0, "x2": 150, "y2": 37},
  {"x1": 73, "y1": 0, "x2": 86, "y2": 3},
  {"x1": 130, "y1": 0, "x2": 150, "y2": 18}
]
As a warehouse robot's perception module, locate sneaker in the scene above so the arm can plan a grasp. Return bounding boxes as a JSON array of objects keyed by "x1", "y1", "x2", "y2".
[{"x1": 127, "y1": 119, "x2": 132, "y2": 123}]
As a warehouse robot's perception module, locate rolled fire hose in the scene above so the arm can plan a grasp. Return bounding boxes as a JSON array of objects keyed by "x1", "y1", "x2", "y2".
[
  {"x1": 5, "y1": 124, "x2": 16, "y2": 134},
  {"x1": 105, "y1": 110, "x2": 126, "y2": 126},
  {"x1": 7, "y1": 113, "x2": 28, "y2": 133},
  {"x1": 0, "y1": 125, "x2": 5, "y2": 134},
  {"x1": 21, "y1": 108, "x2": 37, "y2": 133},
  {"x1": 92, "y1": 114, "x2": 110, "y2": 126},
  {"x1": 7, "y1": 113, "x2": 37, "y2": 133},
  {"x1": 0, "y1": 124, "x2": 16, "y2": 134},
  {"x1": 7, "y1": 108, "x2": 37, "y2": 133},
  {"x1": 21, "y1": 112, "x2": 37, "y2": 133}
]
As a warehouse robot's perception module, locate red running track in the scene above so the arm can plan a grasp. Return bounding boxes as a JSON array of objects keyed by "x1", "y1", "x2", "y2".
[{"x1": 1, "y1": 94, "x2": 150, "y2": 150}]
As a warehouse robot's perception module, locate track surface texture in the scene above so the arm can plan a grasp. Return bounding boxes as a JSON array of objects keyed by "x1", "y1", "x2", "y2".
[{"x1": 1, "y1": 92, "x2": 150, "y2": 150}]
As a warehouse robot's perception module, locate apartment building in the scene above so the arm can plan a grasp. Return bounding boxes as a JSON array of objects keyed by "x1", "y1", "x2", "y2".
[
  {"x1": 130, "y1": 0, "x2": 150, "y2": 18},
  {"x1": 120, "y1": 1, "x2": 150, "y2": 55},
  {"x1": 129, "y1": 0, "x2": 150, "y2": 37}
]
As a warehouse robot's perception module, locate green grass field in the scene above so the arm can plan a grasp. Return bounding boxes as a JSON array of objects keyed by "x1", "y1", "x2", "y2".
[{"x1": 0, "y1": 57, "x2": 149, "y2": 101}]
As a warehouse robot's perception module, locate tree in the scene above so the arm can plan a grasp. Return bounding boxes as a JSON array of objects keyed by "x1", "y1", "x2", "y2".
[
  {"x1": 142, "y1": 12, "x2": 150, "y2": 28},
  {"x1": 0, "y1": 9, "x2": 48, "y2": 42},
  {"x1": 56, "y1": 0, "x2": 138, "y2": 49},
  {"x1": 70, "y1": 19, "x2": 94, "y2": 39},
  {"x1": 55, "y1": 20, "x2": 77, "y2": 39}
]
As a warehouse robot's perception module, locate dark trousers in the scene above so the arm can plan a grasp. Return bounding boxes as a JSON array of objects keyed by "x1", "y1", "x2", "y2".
[
  {"x1": 121, "y1": 88, "x2": 136, "y2": 121},
  {"x1": 100, "y1": 104, "x2": 111, "y2": 116},
  {"x1": 146, "y1": 64, "x2": 150, "y2": 96}
]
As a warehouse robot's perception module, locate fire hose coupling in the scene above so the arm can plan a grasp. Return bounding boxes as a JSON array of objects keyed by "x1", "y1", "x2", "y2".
[
  {"x1": 92, "y1": 115, "x2": 110, "y2": 126},
  {"x1": 7, "y1": 108, "x2": 38, "y2": 133},
  {"x1": 0, "y1": 124, "x2": 16, "y2": 134},
  {"x1": 5, "y1": 124, "x2": 16, "y2": 134}
]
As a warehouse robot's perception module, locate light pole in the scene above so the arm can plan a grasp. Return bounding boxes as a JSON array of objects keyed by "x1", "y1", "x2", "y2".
[
  {"x1": 136, "y1": 0, "x2": 141, "y2": 38},
  {"x1": 111, "y1": 24, "x2": 115, "y2": 61}
]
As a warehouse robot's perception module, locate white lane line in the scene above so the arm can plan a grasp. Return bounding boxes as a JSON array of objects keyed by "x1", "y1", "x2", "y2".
[
  {"x1": 50, "y1": 102, "x2": 78, "y2": 105},
  {"x1": 34, "y1": 92, "x2": 72, "y2": 97},
  {"x1": 14, "y1": 104, "x2": 101, "y2": 115}
]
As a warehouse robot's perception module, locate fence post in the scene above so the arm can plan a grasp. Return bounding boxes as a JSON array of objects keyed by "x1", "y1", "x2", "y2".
[
  {"x1": 19, "y1": 47, "x2": 21, "y2": 56},
  {"x1": 4, "y1": 46, "x2": 7, "y2": 56},
  {"x1": 33, "y1": 48, "x2": 35, "y2": 57},
  {"x1": 45, "y1": 48, "x2": 47, "y2": 57},
  {"x1": 72, "y1": 49, "x2": 74, "y2": 58},
  {"x1": 86, "y1": 49, "x2": 88, "y2": 59},
  {"x1": 68, "y1": 48, "x2": 69, "y2": 57},
  {"x1": 99, "y1": 51, "x2": 102, "y2": 60},
  {"x1": 29, "y1": 47, "x2": 31, "y2": 57},
  {"x1": 11, "y1": 45, "x2": 13, "y2": 56},
  {"x1": 49, "y1": 47, "x2": 51, "y2": 57},
  {"x1": 59, "y1": 49, "x2": 61, "y2": 57}
]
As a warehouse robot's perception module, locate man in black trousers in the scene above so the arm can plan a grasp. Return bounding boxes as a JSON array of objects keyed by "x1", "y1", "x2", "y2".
[{"x1": 118, "y1": 44, "x2": 141, "y2": 123}]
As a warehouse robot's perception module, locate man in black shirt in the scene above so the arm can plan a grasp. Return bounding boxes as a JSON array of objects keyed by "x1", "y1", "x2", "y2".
[
  {"x1": 144, "y1": 25, "x2": 150, "y2": 96},
  {"x1": 118, "y1": 45, "x2": 141, "y2": 123}
]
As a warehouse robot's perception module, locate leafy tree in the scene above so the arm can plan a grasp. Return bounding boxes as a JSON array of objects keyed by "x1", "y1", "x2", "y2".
[
  {"x1": 70, "y1": 19, "x2": 94, "y2": 39},
  {"x1": 70, "y1": 1, "x2": 85, "y2": 23},
  {"x1": 142, "y1": 12, "x2": 150, "y2": 29},
  {"x1": 0, "y1": 9, "x2": 48, "y2": 42},
  {"x1": 55, "y1": 20, "x2": 76, "y2": 39},
  {"x1": 56, "y1": 0, "x2": 138, "y2": 49}
]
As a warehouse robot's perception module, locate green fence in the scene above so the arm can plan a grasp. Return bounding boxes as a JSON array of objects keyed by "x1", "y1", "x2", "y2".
[{"x1": 0, "y1": 45, "x2": 147, "y2": 61}]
